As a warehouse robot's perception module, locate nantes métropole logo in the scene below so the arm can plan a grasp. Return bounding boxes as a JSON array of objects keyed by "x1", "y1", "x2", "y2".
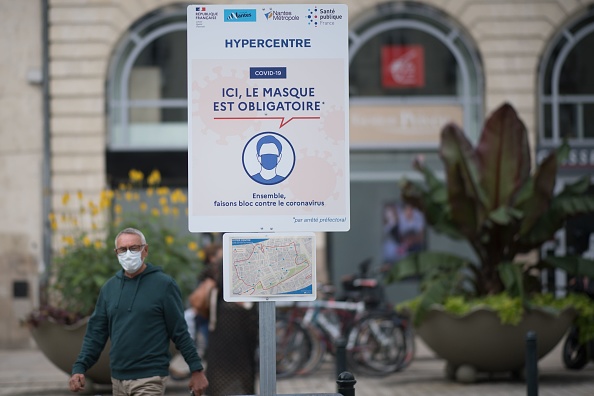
[
  {"x1": 224, "y1": 9, "x2": 257, "y2": 22},
  {"x1": 261, "y1": 7, "x2": 300, "y2": 22}
]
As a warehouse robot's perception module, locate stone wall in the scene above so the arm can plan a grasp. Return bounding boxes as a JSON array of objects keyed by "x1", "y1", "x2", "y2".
[{"x1": 0, "y1": 0, "x2": 43, "y2": 347}]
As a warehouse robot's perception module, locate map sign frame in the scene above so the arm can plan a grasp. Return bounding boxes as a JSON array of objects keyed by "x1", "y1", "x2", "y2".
[
  {"x1": 223, "y1": 232, "x2": 316, "y2": 302},
  {"x1": 187, "y1": 4, "x2": 350, "y2": 233}
]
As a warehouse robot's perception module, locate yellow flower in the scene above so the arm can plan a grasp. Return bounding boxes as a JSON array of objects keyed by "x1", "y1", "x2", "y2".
[
  {"x1": 62, "y1": 235, "x2": 75, "y2": 246},
  {"x1": 133, "y1": 192, "x2": 140, "y2": 201},
  {"x1": 165, "y1": 235, "x2": 174, "y2": 245},
  {"x1": 197, "y1": 250, "x2": 206, "y2": 261},
  {"x1": 89, "y1": 201, "x2": 99, "y2": 216},
  {"x1": 118, "y1": 183, "x2": 127, "y2": 191},
  {"x1": 170, "y1": 189, "x2": 187, "y2": 204},
  {"x1": 139, "y1": 202, "x2": 148, "y2": 212},
  {"x1": 159, "y1": 197, "x2": 168, "y2": 207},
  {"x1": 114, "y1": 204, "x2": 122, "y2": 214},
  {"x1": 147, "y1": 170, "x2": 161, "y2": 186},
  {"x1": 77, "y1": 190, "x2": 83, "y2": 201},
  {"x1": 94, "y1": 240, "x2": 103, "y2": 249},
  {"x1": 100, "y1": 189, "x2": 114, "y2": 209},
  {"x1": 162, "y1": 206, "x2": 170, "y2": 215},
  {"x1": 156, "y1": 187, "x2": 170, "y2": 196},
  {"x1": 151, "y1": 208, "x2": 160, "y2": 217},
  {"x1": 172, "y1": 207, "x2": 180, "y2": 217},
  {"x1": 128, "y1": 169, "x2": 144, "y2": 183},
  {"x1": 48, "y1": 213, "x2": 57, "y2": 229},
  {"x1": 83, "y1": 236, "x2": 91, "y2": 247},
  {"x1": 91, "y1": 222, "x2": 97, "y2": 230},
  {"x1": 125, "y1": 191, "x2": 133, "y2": 201},
  {"x1": 187, "y1": 241, "x2": 198, "y2": 251},
  {"x1": 62, "y1": 193, "x2": 70, "y2": 206},
  {"x1": 146, "y1": 188, "x2": 154, "y2": 197}
]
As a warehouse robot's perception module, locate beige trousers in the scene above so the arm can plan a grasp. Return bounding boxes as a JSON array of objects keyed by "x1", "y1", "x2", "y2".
[{"x1": 111, "y1": 375, "x2": 168, "y2": 396}]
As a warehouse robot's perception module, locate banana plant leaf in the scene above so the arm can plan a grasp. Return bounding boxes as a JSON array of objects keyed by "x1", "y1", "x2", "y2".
[
  {"x1": 440, "y1": 123, "x2": 487, "y2": 239},
  {"x1": 498, "y1": 261, "x2": 525, "y2": 299},
  {"x1": 476, "y1": 103, "x2": 531, "y2": 210},
  {"x1": 517, "y1": 178, "x2": 594, "y2": 250}
]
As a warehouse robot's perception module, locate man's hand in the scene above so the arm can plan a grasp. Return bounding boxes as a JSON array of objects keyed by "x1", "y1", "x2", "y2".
[
  {"x1": 69, "y1": 373, "x2": 86, "y2": 392},
  {"x1": 189, "y1": 370, "x2": 208, "y2": 396}
]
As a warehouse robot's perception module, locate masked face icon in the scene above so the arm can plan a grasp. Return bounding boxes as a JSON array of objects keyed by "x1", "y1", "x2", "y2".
[
  {"x1": 257, "y1": 142, "x2": 282, "y2": 170},
  {"x1": 260, "y1": 153, "x2": 280, "y2": 170},
  {"x1": 245, "y1": 133, "x2": 294, "y2": 186}
]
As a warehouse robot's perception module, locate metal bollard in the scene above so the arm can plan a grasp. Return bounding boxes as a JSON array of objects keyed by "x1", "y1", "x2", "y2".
[
  {"x1": 526, "y1": 330, "x2": 538, "y2": 396},
  {"x1": 335, "y1": 337, "x2": 347, "y2": 379},
  {"x1": 336, "y1": 371, "x2": 356, "y2": 396}
]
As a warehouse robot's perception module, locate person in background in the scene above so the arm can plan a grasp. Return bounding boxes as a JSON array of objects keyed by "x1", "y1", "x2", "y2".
[
  {"x1": 396, "y1": 203, "x2": 426, "y2": 257},
  {"x1": 382, "y1": 202, "x2": 401, "y2": 265},
  {"x1": 192, "y1": 242, "x2": 223, "y2": 355},
  {"x1": 68, "y1": 227, "x2": 208, "y2": 396}
]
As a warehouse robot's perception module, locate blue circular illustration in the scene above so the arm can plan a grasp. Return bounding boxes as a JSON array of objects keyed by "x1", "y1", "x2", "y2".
[{"x1": 242, "y1": 131, "x2": 296, "y2": 185}]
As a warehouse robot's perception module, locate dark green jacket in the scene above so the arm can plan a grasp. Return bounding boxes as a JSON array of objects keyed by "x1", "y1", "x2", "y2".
[{"x1": 72, "y1": 263, "x2": 203, "y2": 379}]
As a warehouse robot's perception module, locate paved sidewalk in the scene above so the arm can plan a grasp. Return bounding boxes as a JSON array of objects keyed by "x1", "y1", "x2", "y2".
[{"x1": 1, "y1": 337, "x2": 593, "y2": 396}]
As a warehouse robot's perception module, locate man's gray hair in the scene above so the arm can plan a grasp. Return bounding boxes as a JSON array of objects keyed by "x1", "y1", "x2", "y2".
[{"x1": 114, "y1": 227, "x2": 146, "y2": 247}]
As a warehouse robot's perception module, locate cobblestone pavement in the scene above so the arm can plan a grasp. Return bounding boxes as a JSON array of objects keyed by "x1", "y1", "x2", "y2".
[{"x1": 1, "y1": 337, "x2": 593, "y2": 396}]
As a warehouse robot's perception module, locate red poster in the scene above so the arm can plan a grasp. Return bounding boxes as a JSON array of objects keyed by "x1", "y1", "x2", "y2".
[{"x1": 381, "y1": 45, "x2": 425, "y2": 88}]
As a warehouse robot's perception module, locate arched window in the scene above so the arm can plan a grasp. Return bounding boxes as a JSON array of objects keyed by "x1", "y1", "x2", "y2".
[
  {"x1": 539, "y1": 7, "x2": 594, "y2": 167},
  {"x1": 349, "y1": 2, "x2": 483, "y2": 147},
  {"x1": 106, "y1": 4, "x2": 188, "y2": 186}
]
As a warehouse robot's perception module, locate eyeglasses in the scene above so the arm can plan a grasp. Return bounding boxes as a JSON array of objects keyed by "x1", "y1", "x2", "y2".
[{"x1": 114, "y1": 244, "x2": 145, "y2": 255}]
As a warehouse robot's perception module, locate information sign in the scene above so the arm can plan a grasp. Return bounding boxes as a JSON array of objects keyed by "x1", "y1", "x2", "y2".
[
  {"x1": 223, "y1": 232, "x2": 316, "y2": 302},
  {"x1": 187, "y1": 4, "x2": 349, "y2": 232}
]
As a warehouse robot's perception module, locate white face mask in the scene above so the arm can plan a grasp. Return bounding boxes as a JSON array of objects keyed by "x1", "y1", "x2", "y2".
[{"x1": 117, "y1": 249, "x2": 144, "y2": 273}]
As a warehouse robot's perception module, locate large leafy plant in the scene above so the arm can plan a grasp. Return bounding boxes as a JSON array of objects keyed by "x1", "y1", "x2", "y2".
[{"x1": 386, "y1": 103, "x2": 594, "y2": 328}]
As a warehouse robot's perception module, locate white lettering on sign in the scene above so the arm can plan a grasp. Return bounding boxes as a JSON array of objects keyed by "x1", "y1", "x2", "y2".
[
  {"x1": 537, "y1": 148, "x2": 594, "y2": 167},
  {"x1": 349, "y1": 104, "x2": 463, "y2": 145}
]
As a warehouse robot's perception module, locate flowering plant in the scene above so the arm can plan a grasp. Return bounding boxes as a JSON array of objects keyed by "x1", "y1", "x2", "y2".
[{"x1": 25, "y1": 170, "x2": 205, "y2": 326}]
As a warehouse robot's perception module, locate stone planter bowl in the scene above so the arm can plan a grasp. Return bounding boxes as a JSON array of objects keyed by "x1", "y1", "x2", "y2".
[
  {"x1": 29, "y1": 317, "x2": 112, "y2": 384},
  {"x1": 416, "y1": 306, "x2": 575, "y2": 380}
]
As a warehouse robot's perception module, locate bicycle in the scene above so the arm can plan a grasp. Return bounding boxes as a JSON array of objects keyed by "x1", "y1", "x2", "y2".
[
  {"x1": 275, "y1": 301, "x2": 325, "y2": 378},
  {"x1": 275, "y1": 260, "x2": 415, "y2": 377},
  {"x1": 339, "y1": 258, "x2": 415, "y2": 374}
]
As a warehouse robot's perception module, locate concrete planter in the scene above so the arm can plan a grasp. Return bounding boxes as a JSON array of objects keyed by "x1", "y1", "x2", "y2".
[
  {"x1": 29, "y1": 317, "x2": 112, "y2": 384},
  {"x1": 416, "y1": 306, "x2": 575, "y2": 382}
]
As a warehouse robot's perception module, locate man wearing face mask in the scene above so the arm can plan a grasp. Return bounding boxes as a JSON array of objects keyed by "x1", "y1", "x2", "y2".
[
  {"x1": 250, "y1": 134, "x2": 286, "y2": 185},
  {"x1": 68, "y1": 227, "x2": 208, "y2": 396}
]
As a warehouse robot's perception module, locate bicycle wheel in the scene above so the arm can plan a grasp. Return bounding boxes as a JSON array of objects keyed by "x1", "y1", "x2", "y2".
[
  {"x1": 397, "y1": 318, "x2": 415, "y2": 370},
  {"x1": 276, "y1": 318, "x2": 309, "y2": 378},
  {"x1": 295, "y1": 322, "x2": 327, "y2": 376},
  {"x1": 563, "y1": 327, "x2": 589, "y2": 370},
  {"x1": 346, "y1": 313, "x2": 406, "y2": 376}
]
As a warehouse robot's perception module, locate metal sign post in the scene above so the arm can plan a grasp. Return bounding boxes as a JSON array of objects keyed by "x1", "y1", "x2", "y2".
[{"x1": 259, "y1": 301, "x2": 276, "y2": 396}]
